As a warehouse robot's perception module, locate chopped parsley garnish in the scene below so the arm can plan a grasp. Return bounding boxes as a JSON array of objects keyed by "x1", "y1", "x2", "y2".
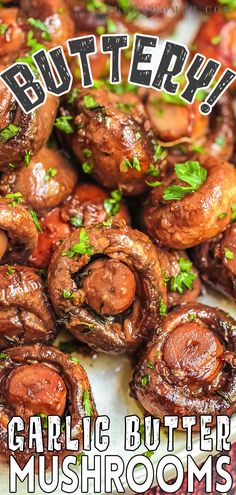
[
  {"x1": 146, "y1": 180, "x2": 162, "y2": 187},
  {"x1": 159, "y1": 298, "x2": 167, "y2": 316},
  {"x1": 169, "y1": 257, "x2": 196, "y2": 294},
  {"x1": 84, "y1": 94, "x2": 103, "y2": 110},
  {"x1": 17, "y1": 30, "x2": 46, "y2": 74},
  {"x1": 96, "y1": 25, "x2": 105, "y2": 35},
  {"x1": 117, "y1": 0, "x2": 138, "y2": 21},
  {"x1": 103, "y1": 189, "x2": 122, "y2": 217},
  {"x1": 0, "y1": 352, "x2": 8, "y2": 359},
  {"x1": 6, "y1": 267, "x2": 15, "y2": 275},
  {"x1": 218, "y1": 212, "x2": 227, "y2": 220},
  {"x1": 54, "y1": 115, "x2": 74, "y2": 134},
  {"x1": 62, "y1": 289, "x2": 76, "y2": 300},
  {"x1": 141, "y1": 374, "x2": 150, "y2": 386},
  {"x1": 153, "y1": 144, "x2": 167, "y2": 163},
  {"x1": 76, "y1": 452, "x2": 85, "y2": 466},
  {"x1": 82, "y1": 162, "x2": 93, "y2": 174},
  {"x1": 191, "y1": 144, "x2": 206, "y2": 154},
  {"x1": 70, "y1": 216, "x2": 83, "y2": 227},
  {"x1": 231, "y1": 204, "x2": 236, "y2": 222},
  {"x1": 224, "y1": 248, "x2": 234, "y2": 260},
  {"x1": 135, "y1": 131, "x2": 141, "y2": 141},
  {"x1": 106, "y1": 18, "x2": 117, "y2": 33},
  {"x1": 116, "y1": 101, "x2": 135, "y2": 112},
  {"x1": 62, "y1": 228, "x2": 94, "y2": 257},
  {"x1": 24, "y1": 150, "x2": 32, "y2": 167},
  {"x1": 69, "y1": 355, "x2": 80, "y2": 364},
  {"x1": 29, "y1": 209, "x2": 43, "y2": 233},
  {"x1": 146, "y1": 163, "x2": 160, "y2": 177},
  {"x1": 0, "y1": 23, "x2": 7, "y2": 35},
  {"x1": 86, "y1": 0, "x2": 107, "y2": 13},
  {"x1": 146, "y1": 361, "x2": 154, "y2": 369},
  {"x1": 28, "y1": 17, "x2": 51, "y2": 41},
  {"x1": 6, "y1": 192, "x2": 23, "y2": 206},
  {"x1": 37, "y1": 413, "x2": 48, "y2": 429},
  {"x1": 83, "y1": 390, "x2": 93, "y2": 416},
  {"x1": 67, "y1": 87, "x2": 79, "y2": 104},
  {"x1": 219, "y1": 0, "x2": 236, "y2": 10},
  {"x1": 101, "y1": 218, "x2": 112, "y2": 227},
  {"x1": 83, "y1": 148, "x2": 93, "y2": 158},
  {"x1": 215, "y1": 135, "x2": 225, "y2": 148},
  {"x1": 104, "y1": 80, "x2": 138, "y2": 95},
  {"x1": 0, "y1": 124, "x2": 19, "y2": 142},
  {"x1": 122, "y1": 156, "x2": 141, "y2": 171},
  {"x1": 211, "y1": 35, "x2": 221, "y2": 45},
  {"x1": 188, "y1": 313, "x2": 197, "y2": 321},
  {"x1": 44, "y1": 167, "x2": 58, "y2": 182},
  {"x1": 163, "y1": 161, "x2": 207, "y2": 201}
]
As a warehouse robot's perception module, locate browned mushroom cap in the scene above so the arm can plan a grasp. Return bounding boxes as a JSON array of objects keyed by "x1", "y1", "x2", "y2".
[
  {"x1": 191, "y1": 221, "x2": 236, "y2": 301},
  {"x1": 62, "y1": 86, "x2": 157, "y2": 196},
  {"x1": 130, "y1": 303, "x2": 236, "y2": 428},
  {"x1": 61, "y1": 183, "x2": 131, "y2": 227},
  {"x1": 143, "y1": 91, "x2": 234, "y2": 162},
  {"x1": 0, "y1": 198, "x2": 37, "y2": 263},
  {"x1": 0, "y1": 146, "x2": 78, "y2": 216},
  {"x1": 48, "y1": 222, "x2": 167, "y2": 353},
  {"x1": 0, "y1": 265, "x2": 56, "y2": 349},
  {"x1": 143, "y1": 156, "x2": 236, "y2": 249},
  {"x1": 0, "y1": 344, "x2": 96, "y2": 469},
  {"x1": 20, "y1": 0, "x2": 75, "y2": 49},
  {"x1": 0, "y1": 72, "x2": 59, "y2": 170},
  {"x1": 157, "y1": 248, "x2": 201, "y2": 309}
]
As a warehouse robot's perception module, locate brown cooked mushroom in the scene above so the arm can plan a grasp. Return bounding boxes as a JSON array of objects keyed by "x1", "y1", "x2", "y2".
[
  {"x1": 130, "y1": 303, "x2": 236, "y2": 428},
  {"x1": 143, "y1": 156, "x2": 236, "y2": 249},
  {"x1": 0, "y1": 265, "x2": 56, "y2": 349},
  {"x1": 48, "y1": 222, "x2": 167, "y2": 353},
  {"x1": 0, "y1": 7, "x2": 26, "y2": 65},
  {"x1": 0, "y1": 344, "x2": 96, "y2": 469},
  {"x1": 29, "y1": 183, "x2": 131, "y2": 268},
  {"x1": 192, "y1": 220, "x2": 236, "y2": 301},
  {"x1": 0, "y1": 197, "x2": 37, "y2": 263},
  {"x1": 60, "y1": 86, "x2": 158, "y2": 196},
  {"x1": 0, "y1": 146, "x2": 78, "y2": 216}
]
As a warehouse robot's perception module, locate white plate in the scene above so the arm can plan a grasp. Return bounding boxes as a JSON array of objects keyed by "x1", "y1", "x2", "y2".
[{"x1": 1, "y1": 6, "x2": 236, "y2": 494}]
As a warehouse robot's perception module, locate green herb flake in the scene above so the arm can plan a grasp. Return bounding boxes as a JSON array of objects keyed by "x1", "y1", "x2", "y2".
[
  {"x1": 69, "y1": 216, "x2": 83, "y2": 227},
  {"x1": 141, "y1": 374, "x2": 150, "y2": 386},
  {"x1": 103, "y1": 189, "x2": 122, "y2": 217},
  {"x1": 211, "y1": 35, "x2": 221, "y2": 45},
  {"x1": 62, "y1": 228, "x2": 94, "y2": 258},
  {"x1": 170, "y1": 257, "x2": 196, "y2": 294},
  {"x1": 83, "y1": 148, "x2": 93, "y2": 158},
  {"x1": 122, "y1": 156, "x2": 141, "y2": 172},
  {"x1": 224, "y1": 248, "x2": 234, "y2": 260},
  {"x1": 159, "y1": 298, "x2": 167, "y2": 316},
  {"x1": 37, "y1": 413, "x2": 48, "y2": 429},
  {"x1": 215, "y1": 135, "x2": 225, "y2": 148},
  {"x1": 83, "y1": 390, "x2": 93, "y2": 416},
  {"x1": 54, "y1": 115, "x2": 74, "y2": 134},
  {"x1": 0, "y1": 23, "x2": 7, "y2": 35},
  {"x1": 24, "y1": 150, "x2": 32, "y2": 167},
  {"x1": 6, "y1": 192, "x2": 23, "y2": 206},
  {"x1": 82, "y1": 162, "x2": 93, "y2": 174},
  {"x1": 29, "y1": 209, "x2": 43, "y2": 233},
  {"x1": 44, "y1": 167, "x2": 58, "y2": 182},
  {"x1": 96, "y1": 25, "x2": 106, "y2": 35},
  {"x1": 146, "y1": 361, "x2": 154, "y2": 369},
  {"x1": 67, "y1": 87, "x2": 79, "y2": 104},
  {"x1": 162, "y1": 91, "x2": 187, "y2": 106},
  {"x1": 69, "y1": 355, "x2": 80, "y2": 365},
  {"x1": 146, "y1": 180, "x2": 162, "y2": 187},
  {"x1": 0, "y1": 352, "x2": 8, "y2": 360},
  {"x1": 0, "y1": 124, "x2": 19, "y2": 142},
  {"x1": 188, "y1": 313, "x2": 197, "y2": 321},
  {"x1": 146, "y1": 163, "x2": 160, "y2": 177},
  {"x1": 218, "y1": 212, "x2": 227, "y2": 220},
  {"x1": 62, "y1": 289, "x2": 76, "y2": 300},
  {"x1": 106, "y1": 18, "x2": 117, "y2": 33},
  {"x1": 6, "y1": 267, "x2": 15, "y2": 275},
  {"x1": 153, "y1": 144, "x2": 167, "y2": 163},
  {"x1": 231, "y1": 204, "x2": 236, "y2": 222},
  {"x1": 84, "y1": 94, "x2": 103, "y2": 110},
  {"x1": 163, "y1": 161, "x2": 207, "y2": 201},
  {"x1": 191, "y1": 144, "x2": 206, "y2": 154},
  {"x1": 76, "y1": 452, "x2": 85, "y2": 466},
  {"x1": 28, "y1": 17, "x2": 51, "y2": 41}
]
